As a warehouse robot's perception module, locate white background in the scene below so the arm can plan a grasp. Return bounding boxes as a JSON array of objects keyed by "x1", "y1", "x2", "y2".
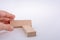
[{"x1": 0, "y1": 0, "x2": 60, "y2": 40}]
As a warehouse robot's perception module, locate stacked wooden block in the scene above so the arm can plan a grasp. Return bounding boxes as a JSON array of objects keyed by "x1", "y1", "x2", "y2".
[{"x1": 10, "y1": 20, "x2": 36, "y2": 37}]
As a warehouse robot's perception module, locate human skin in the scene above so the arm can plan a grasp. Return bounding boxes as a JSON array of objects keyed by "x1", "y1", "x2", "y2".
[{"x1": 0, "y1": 10, "x2": 15, "y2": 31}]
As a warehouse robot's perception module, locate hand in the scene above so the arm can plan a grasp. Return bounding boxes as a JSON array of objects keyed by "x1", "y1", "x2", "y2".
[{"x1": 0, "y1": 10, "x2": 15, "y2": 31}]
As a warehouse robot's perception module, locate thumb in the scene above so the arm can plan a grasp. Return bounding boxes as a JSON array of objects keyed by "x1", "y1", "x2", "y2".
[{"x1": 0, "y1": 23, "x2": 13, "y2": 31}]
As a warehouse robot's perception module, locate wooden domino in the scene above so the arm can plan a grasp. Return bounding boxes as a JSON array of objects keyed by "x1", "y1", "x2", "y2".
[
  {"x1": 10, "y1": 20, "x2": 32, "y2": 28},
  {"x1": 10, "y1": 20, "x2": 36, "y2": 37},
  {"x1": 22, "y1": 25, "x2": 36, "y2": 37}
]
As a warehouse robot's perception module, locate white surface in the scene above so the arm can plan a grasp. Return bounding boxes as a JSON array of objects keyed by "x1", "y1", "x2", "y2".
[{"x1": 0, "y1": 0, "x2": 60, "y2": 40}]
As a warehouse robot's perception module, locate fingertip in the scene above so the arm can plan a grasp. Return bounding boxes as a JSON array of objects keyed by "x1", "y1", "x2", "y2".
[
  {"x1": 6, "y1": 13, "x2": 15, "y2": 19},
  {"x1": 7, "y1": 27, "x2": 13, "y2": 31},
  {"x1": 11, "y1": 15, "x2": 15, "y2": 19},
  {"x1": 7, "y1": 26, "x2": 14, "y2": 31},
  {"x1": 5, "y1": 24, "x2": 14, "y2": 31}
]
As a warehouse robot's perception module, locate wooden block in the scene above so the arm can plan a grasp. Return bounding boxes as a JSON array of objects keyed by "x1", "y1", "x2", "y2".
[
  {"x1": 10, "y1": 20, "x2": 36, "y2": 37},
  {"x1": 22, "y1": 25, "x2": 36, "y2": 37},
  {"x1": 10, "y1": 20, "x2": 32, "y2": 28}
]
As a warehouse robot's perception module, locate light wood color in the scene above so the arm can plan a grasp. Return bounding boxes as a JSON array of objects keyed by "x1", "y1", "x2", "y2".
[
  {"x1": 10, "y1": 20, "x2": 36, "y2": 37},
  {"x1": 10, "y1": 20, "x2": 32, "y2": 28},
  {"x1": 23, "y1": 25, "x2": 36, "y2": 37}
]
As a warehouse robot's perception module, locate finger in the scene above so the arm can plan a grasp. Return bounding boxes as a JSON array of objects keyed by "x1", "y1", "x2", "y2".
[
  {"x1": 0, "y1": 18, "x2": 10, "y2": 24},
  {"x1": 0, "y1": 23, "x2": 4, "y2": 30},
  {"x1": 6, "y1": 13, "x2": 15, "y2": 20},
  {"x1": 0, "y1": 17, "x2": 10, "y2": 22},
  {"x1": 2, "y1": 10, "x2": 15, "y2": 19},
  {"x1": 0, "y1": 23, "x2": 13, "y2": 31},
  {"x1": 0, "y1": 10, "x2": 15, "y2": 19},
  {"x1": 5, "y1": 24, "x2": 13, "y2": 31},
  {"x1": 0, "y1": 10, "x2": 6, "y2": 17},
  {"x1": 4, "y1": 21, "x2": 10, "y2": 24},
  {"x1": 0, "y1": 17, "x2": 15, "y2": 24}
]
